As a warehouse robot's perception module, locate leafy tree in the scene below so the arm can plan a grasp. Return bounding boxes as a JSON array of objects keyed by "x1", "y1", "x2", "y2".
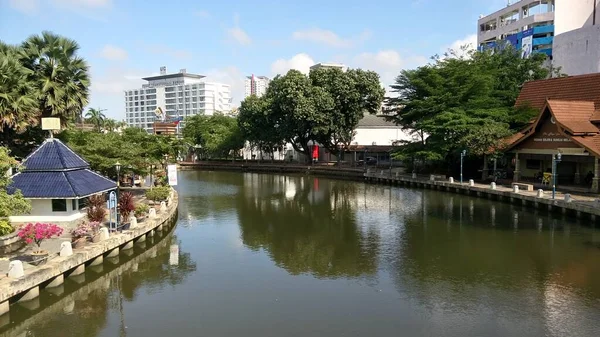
[
  {"x1": 0, "y1": 147, "x2": 31, "y2": 234},
  {"x1": 237, "y1": 94, "x2": 285, "y2": 158},
  {"x1": 385, "y1": 46, "x2": 549, "y2": 172},
  {"x1": 266, "y1": 70, "x2": 334, "y2": 156},
  {"x1": 85, "y1": 108, "x2": 106, "y2": 132},
  {"x1": 20, "y1": 31, "x2": 90, "y2": 125},
  {"x1": 310, "y1": 67, "x2": 385, "y2": 161},
  {"x1": 182, "y1": 113, "x2": 245, "y2": 159}
]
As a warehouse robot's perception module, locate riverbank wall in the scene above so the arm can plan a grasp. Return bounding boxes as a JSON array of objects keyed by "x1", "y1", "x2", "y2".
[
  {"x1": 180, "y1": 162, "x2": 600, "y2": 223},
  {"x1": 0, "y1": 189, "x2": 179, "y2": 317}
]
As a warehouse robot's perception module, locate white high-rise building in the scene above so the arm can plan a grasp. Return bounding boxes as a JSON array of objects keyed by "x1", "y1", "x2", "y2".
[
  {"x1": 310, "y1": 63, "x2": 348, "y2": 72},
  {"x1": 125, "y1": 67, "x2": 231, "y2": 133},
  {"x1": 244, "y1": 75, "x2": 270, "y2": 98}
]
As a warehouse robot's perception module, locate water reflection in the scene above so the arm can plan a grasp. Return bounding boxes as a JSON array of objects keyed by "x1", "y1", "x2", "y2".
[
  {"x1": 1, "y1": 228, "x2": 196, "y2": 337},
  {"x1": 237, "y1": 174, "x2": 379, "y2": 278}
]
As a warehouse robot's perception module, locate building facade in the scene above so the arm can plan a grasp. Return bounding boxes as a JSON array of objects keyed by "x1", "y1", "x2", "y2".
[
  {"x1": 244, "y1": 75, "x2": 270, "y2": 98},
  {"x1": 125, "y1": 67, "x2": 231, "y2": 134},
  {"x1": 477, "y1": 0, "x2": 600, "y2": 76},
  {"x1": 310, "y1": 63, "x2": 348, "y2": 72}
]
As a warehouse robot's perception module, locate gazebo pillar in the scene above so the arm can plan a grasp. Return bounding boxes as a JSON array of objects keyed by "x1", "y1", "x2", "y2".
[
  {"x1": 513, "y1": 152, "x2": 520, "y2": 182},
  {"x1": 593, "y1": 157, "x2": 600, "y2": 193}
]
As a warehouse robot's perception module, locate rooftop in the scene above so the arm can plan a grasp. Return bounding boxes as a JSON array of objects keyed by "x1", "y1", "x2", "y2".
[
  {"x1": 357, "y1": 114, "x2": 397, "y2": 128},
  {"x1": 515, "y1": 73, "x2": 600, "y2": 111},
  {"x1": 9, "y1": 138, "x2": 116, "y2": 198},
  {"x1": 142, "y1": 72, "x2": 205, "y2": 82}
]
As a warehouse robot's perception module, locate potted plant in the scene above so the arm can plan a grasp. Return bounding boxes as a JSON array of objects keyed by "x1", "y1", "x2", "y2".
[
  {"x1": 88, "y1": 221, "x2": 103, "y2": 243},
  {"x1": 18, "y1": 222, "x2": 63, "y2": 265},
  {"x1": 118, "y1": 192, "x2": 135, "y2": 230},
  {"x1": 134, "y1": 203, "x2": 149, "y2": 222},
  {"x1": 70, "y1": 222, "x2": 90, "y2": 249},
  {"x1": 87, "y1": 194, "x2": 107, "y2": 223}
]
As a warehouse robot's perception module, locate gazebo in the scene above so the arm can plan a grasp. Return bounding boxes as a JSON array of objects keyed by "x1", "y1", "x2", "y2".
[{"x1": 8, "y1": 138, "x2": 117, "y2": 225}]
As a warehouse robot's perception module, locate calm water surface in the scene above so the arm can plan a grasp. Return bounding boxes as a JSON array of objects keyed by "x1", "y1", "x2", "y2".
[{"x1": 3, "y1": 171, "x2": 600, "y2": 337}]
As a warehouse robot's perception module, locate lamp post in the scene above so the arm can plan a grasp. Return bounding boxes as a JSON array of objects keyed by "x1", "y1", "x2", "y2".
[
  {"x1": 389, "y1": 150, "x2": 393, "y2": 177},
  {"x1": 149, "y1": 164, "x2": 155, "y2": 190},
  {"x1": 460, "y1": 150, "x2": 467, "y2": 184},
  {"x1": 115, "y1": 161, "x2": 121, "y2": 187},
  {"x1": 363, "y1": 148, "x2": 367, "y2": 172},
  {"x1": 552, "y1": 152, "x2": 562, "y2": 199}
]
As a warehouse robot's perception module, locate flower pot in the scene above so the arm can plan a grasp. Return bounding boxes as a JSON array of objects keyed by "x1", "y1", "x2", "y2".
[
  {"x1": 28, "y1": 251, "x2": 49, "y2": 266},
  {"x1": 136, "y1": 216, "x2": 145, "y2": 223},
  {"x1": 122, "y1": 223, "x2": 131, "y2": 230},
  {"x1": 72, "y1": 238, "x2": 86, "y2": 249},
  {"x1": 92, "y1": 233, "x2": 102, "y2": 243}
]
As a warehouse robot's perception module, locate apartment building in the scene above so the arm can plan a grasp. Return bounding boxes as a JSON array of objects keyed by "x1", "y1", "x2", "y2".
[
  {"x1": 244, "y1": 75, "x2": 270, "y2": 98},
  {"x1": 477, "y1": 0, "x2": 600, "y2": 76},
  {"x1": 125, "y1": 67, "x2": 231, "y2": 134},
  {"x1": 309, "y1": 63, "x2": 348, "y2": 72}
]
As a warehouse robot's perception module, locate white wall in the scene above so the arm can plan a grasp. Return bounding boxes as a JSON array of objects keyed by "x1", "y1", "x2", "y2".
[
  {"x1": 553, "y1": 25, "x2": 600, "y2": 75},
  {"x1": 353, "y1": 127, "x2": 413, "y2": 146},
  {"x1": 554, "y1": 0, "x2": 598, "y2": 34},
  {"x1": 9, "y1": 198, "x2": 85, "y2": 224}
]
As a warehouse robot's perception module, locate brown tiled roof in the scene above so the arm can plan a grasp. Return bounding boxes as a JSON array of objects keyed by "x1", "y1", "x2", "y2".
[
  {"x1": 547, "y1": 100, "x2": 598, "y2": 135},
  {"x1": 570, "y1": 135, "x2": 600, "y2": 157},
  {"x1": 515, "y1": 73, "x2": 600, "y2": 111}
]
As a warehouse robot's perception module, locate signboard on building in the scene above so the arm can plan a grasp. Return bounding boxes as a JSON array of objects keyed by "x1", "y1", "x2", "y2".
[
  {"x1": 167, "y1": 164, "x2": 178, "y2": 186},
  {"x1": 521, "y1": 29, "x2": 533, "y2": 58},
  {"x1": 142, "y1": 78, "x2": 184, "y2": 88}
]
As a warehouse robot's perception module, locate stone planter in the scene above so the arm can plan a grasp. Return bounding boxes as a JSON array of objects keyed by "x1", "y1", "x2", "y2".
[
  {"x1": 72, "y1": 238, "x2": 86, "y2": 249},
  {"x1": 136, "y1": 216, "x2": 145, "y2": 223},
  {"x1": 91, "y1": 233, "x2": 102, "y2": 243},
  {"x1": 27, "y1": 251, "x2": 49, "y2": 266},
  {"x1": 0, "y1": 231, "x2": 24, "y2": 254}
]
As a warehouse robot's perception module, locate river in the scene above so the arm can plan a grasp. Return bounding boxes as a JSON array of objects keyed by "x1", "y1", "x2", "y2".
[{"x1": 2, "y1": 171, "x2": 600, "y2": 337}]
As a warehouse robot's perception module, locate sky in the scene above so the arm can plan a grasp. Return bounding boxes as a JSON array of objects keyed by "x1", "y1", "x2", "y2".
[{"x1": 0, "y1": 0, "x2": 508, "y2": 120}]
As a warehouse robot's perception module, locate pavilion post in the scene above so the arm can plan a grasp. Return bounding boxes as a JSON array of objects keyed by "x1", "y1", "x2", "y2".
[
  {"x1": 593, "y1": 157, "x2": 600, "y2": 193},
  {"x1": 482, "y1": 155, "x2": 489, "y2": 181},
  {"x1": 513, "y1": 152, "x2": 520, "y2": 182}
]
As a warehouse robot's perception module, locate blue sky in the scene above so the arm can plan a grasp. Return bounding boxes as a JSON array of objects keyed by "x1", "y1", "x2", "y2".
[{"x1": 1, "y1": 0, "x2": 506, "y2": 119}]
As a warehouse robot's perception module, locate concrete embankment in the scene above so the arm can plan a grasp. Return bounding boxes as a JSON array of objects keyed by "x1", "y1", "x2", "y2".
[
  {"x1": 181, "y1": 162, "x2": 600, "y2": 223},
  {"x1": 0, "y1": 189, "x2": 179, "y2": 317}
]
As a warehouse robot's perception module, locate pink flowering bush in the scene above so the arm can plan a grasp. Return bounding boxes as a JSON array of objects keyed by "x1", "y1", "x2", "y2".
[
  {"x1": 18, "y1": 222, "x2": 64, "y2": 251},
  {"x1": 70, "y1": 222, "x2": 91, "y2": 240},
  {"x1": 88, "y1": 221, "x2": 102, "y2": 235}
]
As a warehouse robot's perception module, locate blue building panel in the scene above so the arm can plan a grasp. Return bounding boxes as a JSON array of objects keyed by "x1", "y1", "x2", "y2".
[
  {"x1": 533, "y1": 25, "x2": 554, "y2": 35},
  {"x1": 533, "y1": 36, "x2": 553, "y2": 46}
]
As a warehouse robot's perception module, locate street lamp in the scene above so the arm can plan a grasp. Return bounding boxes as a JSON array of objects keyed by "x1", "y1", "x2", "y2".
[
  {"x1": 460, "y1": 150, "x2": 467, "y2": 184},
  {"x1": 552, "y1": 152, "x2": 562, "y2": 199},
  {"x1": 115, "y1": 161, "x2": 121, "y2": 187},
  {"x1": 149, "y1": 163, "x2": 156, "y2": 190}
]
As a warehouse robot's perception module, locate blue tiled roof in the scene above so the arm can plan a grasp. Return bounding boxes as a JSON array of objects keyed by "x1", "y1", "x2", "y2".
[
  {"x1": 22, "y1": 138, "x2": 89, "y2": 171},
  {"x1": 9, "y1": 170, "x2": 116, "y2": 198},
  {"x1": 9, "y1": 137, "x2": 117, "y2": 198}
]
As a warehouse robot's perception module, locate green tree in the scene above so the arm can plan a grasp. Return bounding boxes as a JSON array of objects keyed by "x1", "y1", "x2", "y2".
[
  {"x1": 20, "y1": 31, "x2": 90, "y2": 125},
  {"x1": 237, "y1": 95, "x2": 285, "y2": 159},
  {"x1": 85, "y1": 108, "x2": 106, "y2": 132},
  {"x1": 386, "y1": 46, "x2": 549, "y2": 172},
  {"x1": 0, "y1": 147, "x2": 31, "y2": 234},
  {"x1": 310, "y1": 67, "x2": 385, "y2": 162},
  {"x1": 266, "y1": 70, "x2": 334, "y2": 157},
  {"x1": 183, "y1": 113, "x2": 245, "y2": 159}
]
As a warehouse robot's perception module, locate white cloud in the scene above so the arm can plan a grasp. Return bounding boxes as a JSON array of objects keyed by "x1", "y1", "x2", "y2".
[
  {"x1": 100, "y1": 45, "x2": 128, "y2": 61},
  {"x1": 270, "y1": 53, "x2": 315, "y2": 76},
  {"x1": 7, "y1": 0, "x2": 39, "y2": 14},
  {"x1": 353, "y1": 50, "x2": 428, "y2": 86},
  {"x1": 292, "y1": 28, "x2": 370, "y2": 48},
  {"x1": 227, "y1": 27, "x2": 252, "y2": 46},
  {"x1": 443, "y1": 34, "x2": 477, "y2": 58},
  {"x1": 194, "y1": 10, "x2": 210, "y2": 18},
  {"x1": 203, "y1": 66, "x2": 245, "y2": 106}
]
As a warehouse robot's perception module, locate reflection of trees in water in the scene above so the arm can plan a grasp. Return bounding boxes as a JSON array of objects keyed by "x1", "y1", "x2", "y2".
[
  {"x1": 237, "y1": 175, "x2": 379, "y2": 278},
  {"x1": 1, "y1": 229, "x2": 196, "y2": 337},
  {"x1": 388, "y1": 191, "x2": 600, "y2": 303}
]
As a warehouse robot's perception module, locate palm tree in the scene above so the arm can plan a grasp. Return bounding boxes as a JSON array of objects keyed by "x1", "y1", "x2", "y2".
[
  {"x1": 0, "y1": 42, "x2": 38, "y2": 132},
  {"x1": 85, "y1": 108, "x2": 106, "y2": 132},
  {"x1": 20, "y1": 31, "x2": 90, "y2": 125},
  {"x1": 104, "y1": 118, "x2": 117, "y2": 132}
]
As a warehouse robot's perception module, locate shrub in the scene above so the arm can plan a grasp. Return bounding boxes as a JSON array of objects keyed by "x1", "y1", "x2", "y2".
[
  {"x1": 18, "y1": 223, "x2": 63, "y2": 252},
  {"x1": 86, "y1": 194, "x2": 107, "y2": 222},
  {"x1": 134, "y1": 203, "x2": 149, "y2": 217},
  {"x1": 0, "y1": 219, "x2": 14, "y2": 236},
  {"x1": 145, "y1": 186, "x2": 170, "y2": 202},
  {"x1": 118, "y1": 192, "x2": 135, "y2": 220},
  {"x1": 88, "y1": 221, "x2": 102, "y2": 235}
]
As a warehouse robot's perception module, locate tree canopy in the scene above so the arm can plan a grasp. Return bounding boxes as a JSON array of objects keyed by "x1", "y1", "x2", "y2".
[
  {"x1": 182, "y1": 113, "x2": 245, "y2": 159},
  {"x1": 385, "y1": 46, "x2": 551, "y2": 167},
  {"x1": 0, "y1": 147, "x2": 31, "y2": 232},
  {"x1": 0, "y1": 31, "x2": 90, "y2": 157},
  {"x1": 237, "y1": 68, "x2": 385, "y2": 160}
]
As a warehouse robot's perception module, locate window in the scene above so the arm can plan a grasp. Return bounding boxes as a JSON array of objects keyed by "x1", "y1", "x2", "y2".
[
  {"x1": 71, "y1": 199, "x2": 77, "y2": 211},
  {"x1": 52, "y1": 199, "x2": 67, "y2": 212},
  {"x1": 79, "y1": 198, "x2": 86, "y2": 210}
]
